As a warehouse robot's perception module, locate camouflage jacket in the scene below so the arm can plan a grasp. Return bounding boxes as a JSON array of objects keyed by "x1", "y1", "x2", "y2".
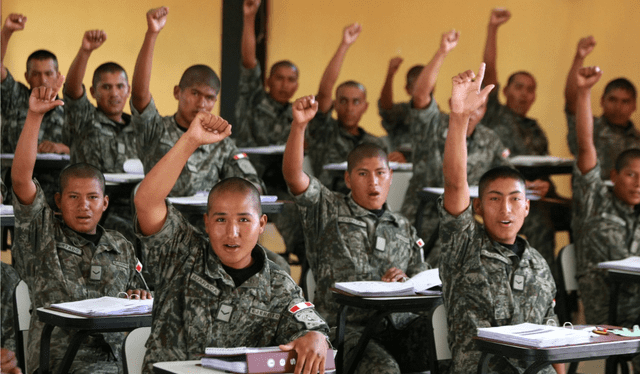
[
  {"x1": 1, "y1": 262, "x2": 21, "y2": 352},
  {"x1": 378, "y1": 100, "x2": 413, "y2": 155},
  {"x1": 138, "y1": 204, "x2": 329, "y2": 374},
  {"x1": 307, "y1": 109, "x2": 387, "y2": 191},
  {"x1": 294, "y1": 176, "x2": 428, "y2": 327},
  {"x1": 64, "y1": 87, "x2": 137, "y2": 172},
  {"x1": 131, "y1": 97, "x2": 265, "y2": 196},
  {"x1": 571, "y1": 163, "x2": 640, "y2": 325},
  {"x1": 234, "y1": 64, "x2": 293, "y2": 147},
  {"x1": 483, "y1": 86, "x2": 549, "y2": 156},
  {"x1": 438, "y1": 197, "x2": 557, "y2": 374},
  {"x1": 12, "y1": 180, "x2": 143, "y2": 373},
  {"x1": 567, "y1": 109, "x2": 640, "y2": 179},
  {"x1": 1, "y1": 70, "x2": 67, "y2": 153}
]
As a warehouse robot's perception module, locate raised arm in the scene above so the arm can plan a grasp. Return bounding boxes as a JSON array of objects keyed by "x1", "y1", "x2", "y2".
[
  {"x1": 482, "y1": 8, "x2": 511, "y2": 88},
  {"x1": 1, "y1": 13, "x2": 27, "y2": 82},
  {"x1": 283, "y1": 95, "x2": 318, "y2": 195},
  {"x1": 241, "y1": 0, "x2": 260, "y2": 69},
  {"x1": 564, "y1": 36, "x2": 596, "y2": 115},
  {"x1": 131, "y1": 6, "x2": 168, "y2": 112},
  {"x1": 575, "y1": 66, "x2": 602, "y2": 175},
  {"x1": 412, "y1": 29, "x2": 459, "y2": 109},
  {"x1": 11, "y1": 75, "x2": 65, "y2": 205},
  {"x1": 378, "y1": 57, "x2": 403, "y2": 111},
  {"x1": 316, "y1": 23, "x2": 361, "y2": 113},
  {"x1": 64, "y1": 30, "x2": 107, "y2": 100},
  {"x1": 443, "y1": 64, "x2": 494, "y2": 216},
  {"x1": 134, "y1": 112, "x2": 232, "y2": 236}
]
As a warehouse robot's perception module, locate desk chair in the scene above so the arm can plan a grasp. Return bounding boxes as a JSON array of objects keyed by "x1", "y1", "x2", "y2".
[
  {"x1": 386, "y1": 171, "x2": 413, "y2": 213},
  {"x1": 432, "y1": 304, "x2": 451, "y2": 362},
  {"x1": 302, "y1": 155, "x2": 314, "y2": 177},
  {"x1": 555, "y1": 244, "x2": 578, "y2": 324},
  {"x1": 123, "y1": 326, "x2": 151, "y2": 374},
  {"x1": 13, "y1": 280, "x2": 31, "y2": 373}
]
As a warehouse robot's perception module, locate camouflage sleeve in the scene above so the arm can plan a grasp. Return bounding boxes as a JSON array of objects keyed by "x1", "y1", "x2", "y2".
[
  {"x1": 1, "y1": 70, "x2": 30, "y2": 153},
  {"x1": 409, "y1": 96, "x2": 442, "y2": 145},
  {"x1": 437, "y1": 196, "x2": 476, "y2": 266},
  {"x1": 378, "y1": 100, "x2": 409, "y2": 133},
  {"x1": 220, "y1": 138, "x2": 267, "y2": 193},
  {"x1": 481, "y1": 84, "x2": 501, "y2": 130},
  {"x1": 565, "y1": 107, "x2": 578, "y2": 156},
  {"x1": 1, "y1": 262, "x2": 20, "y2": 351},
  {"x1": 272, "y1": 272, "x2": 330, "y2": 345},
  {"x1": 63, "y1": 86, "x2": 94, "y2": 140},
  {"x1": 131, "y1": 97, "x2": 164, "y2": 159},
  {"x1": 1, "y1": 70, "x2": 25, "y2": 113},
  {"x1": 137, "y1": 203, "x2": 200, "y2": 290},
  {"x1": 307, "y1": 109, "x2": 335, "y2": 142},
  {"x1": 234, "y1": 64, "x2": 263, "y2": 145},
  {"x1": 571, "y1": 162, "x2": 604, "y2": 220}
]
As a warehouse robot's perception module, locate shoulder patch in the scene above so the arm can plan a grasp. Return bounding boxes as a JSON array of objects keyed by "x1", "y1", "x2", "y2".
[
  {"x1": 56, "y1": 242, "x2": 82, "y2": 256},
  {"x1": 293, "y1": 309, "x2": 325, "y2": 330},
  {"x1": 289, "y1": 302, "x2": 314, "y2": 314},
  {"x1": 233, "y1": 153, "x2": 248, "y2": 160},
  {"x1": 501, "y1": 148, "x2": 511, "y2": 159},
  {"x1": 480, "y1": 249, "x2": 510, "y2": 265},
  {"x1": 337, "y1": 216, "x2": 366, "y2": 228},
  {"x1": 112, "y1": 260, "x2": 129, "y2": 270},
  {"x1": 250, "y1": 308, "x2": 281, "y2": 320}
]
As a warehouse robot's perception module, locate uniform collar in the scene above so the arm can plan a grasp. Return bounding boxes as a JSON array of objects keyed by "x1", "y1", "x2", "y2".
[
  {"x1": 96, "y1": 109, "x2": 132, "y2": 128},
  {"x1": 204, "y1": 244, "x2": 272, "y2": 298},
  {"x1": 60, "y1": 223, "x2": 121, "y2": 254},
  {"x1": 345, "y1": 193, "x2": 398, "y2": 224}
]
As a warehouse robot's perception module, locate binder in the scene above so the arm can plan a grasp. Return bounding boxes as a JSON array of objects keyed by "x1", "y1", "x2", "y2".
[{"x1": 201, "y1": 346, "x2": 335, "y2": 373}]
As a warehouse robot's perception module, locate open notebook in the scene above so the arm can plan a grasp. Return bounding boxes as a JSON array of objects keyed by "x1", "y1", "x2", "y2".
[
  {"x1": 50, "y1": 296, "x2": 152, "y2": 317},
  {"x1": 334, "y1": 269, "x2": 441, "y2": 297}
]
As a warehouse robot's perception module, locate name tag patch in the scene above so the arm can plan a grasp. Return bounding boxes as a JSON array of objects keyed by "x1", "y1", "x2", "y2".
[
  {"x1": 250, "y1": 308, "x2": 280, "y2": 320},
  {"x1": 337, "y1": 217, "x2": 366, "y2": 228},
  {"x1": 480, "y1": 249, "x2": 510, "y2": 265},
  {"x1": 190, "y1": 273, "x2": 221, "y2": 296},
  {"x1": 57, "y1": 242, "x2": 82, "y2": 256},
  {"x1": 216, "y1": 304, "x2": 233, "y2": 322},
  {"x1": 395, "y1": 234, "x2": 410, "y2": 244},
  {"x1": 90, "y1": 265, "x2": 102, "y2": 281},
  {"x1": 112, "y1": 260, "x2": 128, "y2": 270}
]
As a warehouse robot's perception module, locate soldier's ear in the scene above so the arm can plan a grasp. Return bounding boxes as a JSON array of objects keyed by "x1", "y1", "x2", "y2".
[
  {"x1": 472, "y1": 197, "x2": 482, "y2": 215},
  {"x1": 344, "y1": 170, "x2": 351, "y2": 190}
]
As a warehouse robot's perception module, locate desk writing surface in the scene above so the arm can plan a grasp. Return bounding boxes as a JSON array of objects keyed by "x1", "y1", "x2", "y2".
[
  {"x1": 238, "y1": 145, "x2": 286, "y2": 154},
  {"x1": 153, "y1": 360, "x2": 337, "y2": 374},
  {"x1": 37, "y1": 307, "x2": 152, "y2": 331},
  {"x1": 323, "y1": 161, "x2": 413, "y2": 171}
]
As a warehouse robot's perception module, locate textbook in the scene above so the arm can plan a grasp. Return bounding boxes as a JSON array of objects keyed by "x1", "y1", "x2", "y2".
[
  {"x1": 598, "y1": 256, "x2": 640, "y2": 273},
  {"x1": 50, "y1": 296, "x2": 153, "y2": 317},
  {"x1": 333, "y1": 269, "x2": 442, "y2": 297},
  {"x1": 477, "y1": 323, "x2": 595, "y2": 348},
  {"x1": 201, "y1": 346, "x2": 335, "y2": 373}
]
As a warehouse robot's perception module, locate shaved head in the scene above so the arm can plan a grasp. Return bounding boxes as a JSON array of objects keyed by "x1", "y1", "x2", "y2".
[
  {"x1": 59, "y1": 163, "x2": 105, "y2": 194},
  {"x1": 179, "y1": 64, "x2": 221, "y2": 94},
  {"x1": 207, "y1": 177, "x2": 261, "y2": 215},
  {"x1": 347, "y1": 143, "x2": 388, "y2": 173}
]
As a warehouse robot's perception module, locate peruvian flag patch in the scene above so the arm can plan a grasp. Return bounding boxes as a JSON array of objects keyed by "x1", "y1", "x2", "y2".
[
  {"x1": 289, "y1": 302, "x2": 314, "y2": 314},
  {"x1": 135, "y1": 260, "x2": 143, "y2": 273},
  {"x1": 501, "y1": 148, "x2": 511, "y2": 159},
  {"x1": 416, "y1": 238, "x2": 425, "y2": 248},
  {"x1": 233, "y1": 153, "x2": 248, "y2": 160}
]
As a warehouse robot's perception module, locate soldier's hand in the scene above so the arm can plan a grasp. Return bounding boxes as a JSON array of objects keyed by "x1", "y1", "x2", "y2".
[
  {"x1": 576, "y1": 36, "x2": 596, "y2": 59},
  {"x1": 147, "y1": 6, "x2": 168, "y2": 33},
  {"x1": 127, "y1": 289, "x2": 153, "y2": 300},
  {"x1": 525, "y1": 179, "x2": 550, "y2": 198},
  {"x1": 576, "y1": 66, "x2": 602, "y2": 89},
  {"x1": 37, "y1": 141, "x2": 67, "y2": 154},
  {"x1": 450, "y1": 63, "x2": 494, "y2": 116},
  {"x1": 489, "y1": 8, "x2": 511, "y2": 27},
  {"x1": 382, "y1": 267, "x2": 409, "y2": 282},
  {"x1": 387, "y1": 57, "x2": 403, "y2": 76},
  {"x1": 28, "y1": 74, "x2": 65, "y2": 115},
  {"x1": 1, "y1": 348, "x2": 22, "y2": 374},
  {"x1": 342, "y1": 23, "x2": 361, "y2": 46},
  {"x1": 292, "y1": 95, "x2": 318, "y2": 127},
  {"x1": 82, "y1": 30, "x2": 107, "y2": 52},
  {"x1": 3, "y1": 14, "x2": 27, "y2": 33},
  {"x1": 186, "y1": 112, "x2": 232, "y2": 145},
  {"x1": 243, "y1": 0, "x2": 261, "y2": 17},
  {"x1": 279, "y1": 331, "x2": 328, "y2": 374},
  {"x1": 387, "y1": 151, "x2": 406, "y2": 163},
  {"x1": 441, "y1": 29, "x2": 460, "y2": 54}
]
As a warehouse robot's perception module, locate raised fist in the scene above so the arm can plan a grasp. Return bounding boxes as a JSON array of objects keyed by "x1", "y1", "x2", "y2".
[
  {"x1": 343, "y1": 23, "x2": 362, "y2": 46},
  {"x1": 489, "y1": 8, "x2": 511, "y2": 27},
  {"x1": 82, "y1": 30, "x2": 107, "y2": 52},
  {"x1": 3, "y1": 14, "x2": 27, "y2": 32},
  {"x1": 147, "y1": 7, "x2": 169, "y2": 33}
]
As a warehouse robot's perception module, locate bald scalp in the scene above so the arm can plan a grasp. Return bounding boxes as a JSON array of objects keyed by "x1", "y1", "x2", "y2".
[
  {"x1": 207, "y1": 177, "x2": 262, "y2": 215},
  {"x1": 269, "y1": 60, "x2": 299, "y2": 78},
  {"x1": 59, "y1": 163, "x2": 105, "y2": 194},
  {"x1": 179, "y1": 64, "x2": 221, "y2": 94},
  {"x1": 347, "y1": 143, "x2": 389, "y2": 174},
  {"x1": 336, "y1": 80, "x2": 367, "y2": 99}
]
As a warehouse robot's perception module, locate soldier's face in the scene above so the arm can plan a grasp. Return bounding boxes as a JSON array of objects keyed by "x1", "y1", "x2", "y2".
[
  {"x1": 267, "y1": 66, "x2": 298, "y2": 104},
  {"x1": 601, "y1": 88, "x2": 636, "y2": 126},
  {"x1": 611, "y1": 158, "x2": 640, "y2": 206},
  {"x1": 55, "y1": 177, "x2": 108, "y2": 235},
  {"x1": 503, "y1": 74, "x2": 536, "y2": 117},
  {"x1": 25, "y1": 59, "x2": 59, "y2": 90},
  {"x1": 345, "y1": 156, "x2": 393, "y2": 210},
  {"x1": 91, "y1": 71, "x2": 130, "y2": 118},
  {"x1": 174, "y1": 83, "x2": 218, "y2": 128},
  {"x1": 474, "y1": 177, "x2": 529, "y2": 245},
  {"x1": 334, "y1": 86, "x2": 368, "y2": 131},
  {"x1": 204, "y1": 190, "x2": 267, "y2": 269}
]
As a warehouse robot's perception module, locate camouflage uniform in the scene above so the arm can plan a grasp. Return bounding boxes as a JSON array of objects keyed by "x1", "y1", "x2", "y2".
[
  {"x1": 64, "y1": 87, "x2": 138, "y2": 244},
  {"x1": 294, "y1": 176, "x2": 430, "y2": 374},
  {"x1": 571, "y1": 163, "x2": 640, "y2": 326},
  {"x1": 400, "y1": 98, "x2": 511, "y2": 267},
  {"x1": 11, "y1": 180, "x2": 144, "y2": 374},
  {"x1": 438, "y1": 197, "x2": 557, "y2": 374},
  {"x1": 1, "y1": 261, "x2": 20, "y2": 352},
  {"x1": 307, "y1": 109, "x2": 387, "y2": 193},
  {"x1": 378, "y1": 100, "x2": 412, "y2": 158},
  {"x1": 138, "y1": 204, "x2": 330, "y2": 374},
  {"x1": 566, "y1": 110, "x2": 640, "y2": 179},
  {"x1": 483, "y1": 86, "x2": 557, "y2": 267}
]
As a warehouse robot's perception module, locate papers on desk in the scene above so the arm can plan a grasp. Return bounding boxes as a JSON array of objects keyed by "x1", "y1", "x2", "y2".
[
  {"x1": 598, "y1": 256, "x2": 640, "y2": 273},
  {"x1": 50, "y1": 296, "x2": 153, "y2": 317},
  {"x1": 201, "y1": 346, "x2": 335, "y2": 373},
  {"x1": 103, "y1": 173, "x2": 144, "y2": 183},
  {"x1": 323, "y1": 161, "x2": 413, "y2": 171},
  {"x1": 477, "y1": 322, "x2": 595, "y2": 348},
  {"x1": 167, "y1": 194, "x2": 278, "y2": 206},
  {"x1": 334, "y1": 269, "x2": 442, "y2": 297},
  {"x1": 123, "y1": 159, "x2": 144, "y2": 174},
  {"x1": 509, "y1": 155, "x2": 574, "y2": 167},
  {"x1": 0, "y1": 153, "x2": 71, "y2": 161},
  {"x1": 0, "y1": 204, "x2": 14, "y2": 216},
  {"x1": 422, "y1": 186, "x2": 541, "y2": 201},
  {"x1": 237, "y1": 145, "x2": 286, "y2": 154}
]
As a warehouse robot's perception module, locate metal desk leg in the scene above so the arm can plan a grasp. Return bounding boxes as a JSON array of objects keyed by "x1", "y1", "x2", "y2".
[
  {"x1": 335, "y1": 305, "x2": 348, "y2": 374},
  {"x1": 56, "y1": 330, "x2": 90, "y2": 374},
  {"x1": 608, "y1": 281, "x2": 620, "y2": 325},
  {"x1": 477, "y1": 352, "x2": 490, "y2": 374},
  {"x1": 39, "y1": 323, "x2": 55, "y2": 374}
]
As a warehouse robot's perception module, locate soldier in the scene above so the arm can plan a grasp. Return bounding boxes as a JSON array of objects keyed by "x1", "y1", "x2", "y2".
[
  {"x1": 439, "y1": 63, "x2": 561, "y2": 374},
  {"x1": 565, "y1": 35, "x2": 639, "y2": 179},
  {"x1": 1, "y1": 262, "x2": 20, "y2": 354},
  {"x1": 399, "y1": 30, "x2": 511, "y2": 267},
  {"x1": 481, "y1": 8, "x2": 558, "y2": 266},
  {"x1": 571, "y1": 65, "x2": 640, "y2": 370},
  {"x1": 308, "y1": 23, "x2": 388, "y2": 193},
  {"x1": 134, "y1": 109, "x2": 330, "y2": 374},
  {"x1": 63, "y1": 29, "x2": 137, "y2": 244},
  {"x1": 10, "y1": 75, "x2": 150, "y2": 374},
  {"x1": 283, "y1": 95, "x2": 430, "y2": 374}
]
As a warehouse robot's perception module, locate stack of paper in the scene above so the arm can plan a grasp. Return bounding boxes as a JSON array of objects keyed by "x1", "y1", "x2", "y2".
[
  {"x1": 598, "y1": 256, "x2": 640, "y2": 272},
  {"x1": 0, "y1": 204, "x2": 14, "y2": 216},
  {"x1": 50, "y1": 296, "x2": 152, "y2": 317},
  {"x1": 167, "y1": 194, "x2": 278, "y2": 206},
  {"x1": 509, "y1": 155, "x2": 574, "y2": 167},
  {"x1": 334, "y1": 269, "x2": 441, "y2": 297},
  {"x1": 201, "y1": 346, "x2": 335, "y2": 373},
  {"x1": 477, "y1": 323, "x2": 594, "y2": 348}
]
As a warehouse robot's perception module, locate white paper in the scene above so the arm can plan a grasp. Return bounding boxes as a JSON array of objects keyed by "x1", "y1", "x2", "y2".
[
  {"x1": 237, "y1": 145, "x2": 286, "y2": 154},
  {"x1": 323, "y1": 161, "x2": 412, "y2": 171},
  {"x1": 123, "y1": 159, "x2": 144, "y2": 174},
  {"x1": 167, "y1": 195, "x2": 278, "y2": 206},
  {"x1": 334, "y1": 269, "x2": 441, "y2": 297},
  {"x1": 422, "y1": 186, "x2": 540, "y2": 200},
  {"x1": 0, "y1": 204, "x2": 14, "y2": 216},
  {"x1": 509, "y1": 155, "x2": 574, "y2": 167},
  {"x1": 103, "y1": 173, "x2": 144, "y2": 183},
  {"x1": 598, "y1": 256, "x2": 640, "y2": 273},
  {"x1": 50, "y1": 296, "x2": 152, "y2": 316},
  {"x1": 477, "y1": 322, "x2": 594, "y2": 348}
]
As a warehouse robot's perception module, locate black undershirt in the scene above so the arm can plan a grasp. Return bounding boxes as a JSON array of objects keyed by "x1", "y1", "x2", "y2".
[
  {"x1": 70, "y1": 228, "x2": 103, "y2": 247},
  {"x1": 369, "y1": 208, "x2": 385, "y2": 217},
  {"x1": 499, "y1": 238, "x2": 524, "y2": 259},
  {"x1": 221, "y1": 247, "x2": 264, "y2": 287}
]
